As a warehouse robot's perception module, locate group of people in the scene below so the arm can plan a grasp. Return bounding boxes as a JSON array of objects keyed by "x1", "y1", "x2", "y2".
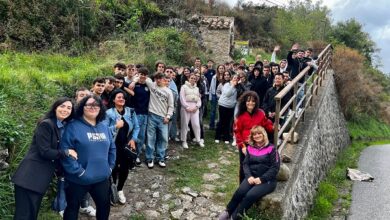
[{"x1": 11, "y1": 43, "x2": 318, "y2": 220}]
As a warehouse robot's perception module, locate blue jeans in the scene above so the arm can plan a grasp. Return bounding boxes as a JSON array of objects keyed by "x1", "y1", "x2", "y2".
[
  {"x1": 169, "y1": 111, "x2": 177, "y2": 140},
  {"x1": 136, "y1": 114, "x2": 148, "y2": 157},
  {"x1": 209, "y1": 94, "x2": 218, "y2": 129},
  {"x1": 146, "y1": 113, "x2": 168, "y2": 162}
]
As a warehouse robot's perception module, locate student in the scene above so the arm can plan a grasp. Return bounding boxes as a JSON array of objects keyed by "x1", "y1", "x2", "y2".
[
  {"x1": 130, "y1": 68, "x2": 150, "y2": 165},
  {"x1": 113, "y1": 62, "x2": 126, "y2": 76},
  {"x1": 180, "y1": 73, "x2": 203, "y2": 148},
  {"x1": 91, "y1": 77, "x2": 106, "y2": 97},
  {"x1": 12, "y1": 97, "x2": 76, "y2": 220},
  {"x1": 61, "y1": 95, "x2": 116, "y2": 220},
  {"x1": 209, "y1": 64, "x2": 225, "y2": 130},
  {"x1": 131, "y1": 71, "x2": 174, "y2": 168},
  {"x1": 101, "y1": 76, "x2": 115, "y2": 108},
  {"x1": 215, "y1": 73, "x2": 238, "y2": 144},
  {"x1": 104, "y1": 89, "x2": 139, "y2": 204},
  {"x1": 219, "y1": 126, "x2": 280, "y2": 220}
]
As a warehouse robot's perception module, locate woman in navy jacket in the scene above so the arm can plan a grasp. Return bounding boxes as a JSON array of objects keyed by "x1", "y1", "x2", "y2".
[
  {"x1": 219, "y1": 125, "x2": 280, "y2": 220},
  {"x1": 12, "y1": 97, "x2": 76, "y2": 220}
]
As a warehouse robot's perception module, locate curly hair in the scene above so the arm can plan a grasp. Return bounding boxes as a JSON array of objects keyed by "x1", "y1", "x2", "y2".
[{"x1": 236, "y1": 91, "x2": 260, "y2": 116}]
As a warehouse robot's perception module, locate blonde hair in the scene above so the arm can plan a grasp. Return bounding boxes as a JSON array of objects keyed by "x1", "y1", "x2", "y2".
[{"x1": 248, "y1": 126, "x2": 269, "y2": 146}]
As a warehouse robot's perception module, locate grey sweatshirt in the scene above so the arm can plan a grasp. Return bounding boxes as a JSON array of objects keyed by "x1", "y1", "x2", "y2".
[
  {"x1": 218, "y1": 82, "x2": 237, "y2": 108},
  {"x1": 145, "y1": 78, "x2": 174, "y2": 119}
]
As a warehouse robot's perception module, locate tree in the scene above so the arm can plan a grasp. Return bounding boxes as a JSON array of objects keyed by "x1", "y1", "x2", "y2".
[{"x1": 331, "y1": 19, "x2": 376, "y2": 65}]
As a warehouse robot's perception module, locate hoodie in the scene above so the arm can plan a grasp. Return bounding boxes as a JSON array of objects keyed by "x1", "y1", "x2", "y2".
[{"x1": 60, "y1": 118, "x2": 116, "y2": 185}]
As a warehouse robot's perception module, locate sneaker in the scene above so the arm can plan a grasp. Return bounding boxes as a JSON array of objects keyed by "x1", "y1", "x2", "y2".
[
  {"x1": 215, "y1": 140, "x2": 220, "y2": 144},
  {"x1": 192, "y1": 138, "x2": 197, "y2": 142},
  {"x1": 79, "y1": 205, "x2": 96, "y2": 217},
  {"x1": 174, "y1": 137, "x2": 181, "y2": 142},
  {"x1": 135, "y1": 157, "x2": 141, "y2": 166},
  {"x1": 200, "y1": 139, "x2": 204, "y2": 144},
  {"x1": 224, "y1": 141, "x2": 230, "y2": 144},
  {"x1": 232, "y1": 139, "x2": 236, "y2": 147},
  {"x1": 147, "y1": 161, "x2": 154, "y2": 169},
  {"x1": 59, "y1": 210, "x2": 64, "y2": 218},
  {"x1": 182, "y1": 141, "x2": 189, "y2": 149},
  {"x1": 158, "y1": 161, "x2": 166, "y2": 168},
  {"x1": 117, "y1": 191, "x2": 126, "y2": 204},
  {"x1": 199, "y1": 141, "x2": 205, "y2": 148},
  {"x1": 218, "y1": 210, "x2": 230, "y2": 220}
]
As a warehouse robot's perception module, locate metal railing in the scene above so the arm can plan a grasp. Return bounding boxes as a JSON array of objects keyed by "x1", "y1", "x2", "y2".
[{"x1": 273, "y1": 44, "x2": 333, "y2": 154}]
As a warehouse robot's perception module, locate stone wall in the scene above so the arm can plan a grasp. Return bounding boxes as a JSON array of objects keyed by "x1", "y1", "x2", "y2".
[
  {"x1": 260, "y1": 71, "x2": 351, "y2": 219},
  {"x1": 199, "y1": 16, "x2": 234, "y2": 64}
]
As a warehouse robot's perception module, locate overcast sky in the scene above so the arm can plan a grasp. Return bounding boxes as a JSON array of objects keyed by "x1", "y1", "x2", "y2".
[{"x1": 222, "y1": 0, "x2": 390, "y2": 74}]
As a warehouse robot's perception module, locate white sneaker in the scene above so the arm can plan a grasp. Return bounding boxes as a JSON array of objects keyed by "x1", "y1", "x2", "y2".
[
  {"x1": 182, "y1": 142, "x2": 189, "y2": 149},
  {"x1": 224, "y1": 141, "x2": 230, "y2": 144},
  {"x1": 199, "y1": 142, "x2": 205, "y2": 148},
  {"x1": 135, "y1": 157, "x2": 141, "y2": 166},
  {"x1": 232, "y1": 139, "x2": 236, "y2": 147},
  {"x1": 192, "y1": 138, "x2": 197, "y2": 142},
  {"x1": 215, "y1": 140, "x2": 220, "y2": 144},
  {"x1": 174, "y1": 137, "x2": 180, "y2": 142},
  {"x1": 147, "y1": 161, "x2": 154, "y2": 169},
  {"x1": 59, "y1": 210, "x2": 64, "y2": 218},
  {"x1": 79, "y1": 205, "x2": 96, "y2": 217},
  {"x1": 118, "y1": 190, "x2": 126, "y2": 204},
  {"x1": 158, "y1": 161, "x2": 166, "y2": 168}
]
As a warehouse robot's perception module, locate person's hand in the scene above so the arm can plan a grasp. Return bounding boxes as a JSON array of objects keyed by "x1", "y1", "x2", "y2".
[
  {"x1": 254, "y1": 178, "x2": 262, "y2": 185},
  {"x1": 241, "y1": 146, "x2": 247, "y2": 155},
  {"x1": 129, "y1": 81, "x2": 136, "y2": 90},
  {"x1": 291, "y1": 43, "x2": 299, "y2": 50},
  {"x1": 68, "y1": 149, "x2": 78, "y2": 160},
  {"x1": 247, "y1": 176, "x2": 255, "y2": 185},
  {"x1": 269, "y1": 112, "x2": 275, "y2": 118},
  {"x1": 274, "y1": 45, "x2": 280, "y2": 52},
  {"x1": 116, "y1": 119, "x2": 124, "y2": 129},
  {"x1": 128, "y1": 140, "x2": 136, "y2": 149},
  {"x1": 163, "y1": 117, "x2": 170, "y2": 124}
]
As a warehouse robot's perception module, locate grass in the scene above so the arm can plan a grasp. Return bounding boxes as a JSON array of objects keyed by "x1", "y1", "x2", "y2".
[
  {"x1": 167, "y1": 130, "x2": 239, "y2": 194},
  {"x1": 307, "y1": 115, "x2": 390, "y2": 219}
]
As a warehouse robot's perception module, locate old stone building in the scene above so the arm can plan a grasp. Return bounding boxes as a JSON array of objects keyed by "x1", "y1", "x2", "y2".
[{"x1": 198, "y1": 16, "x2": 234, "y2": 64}]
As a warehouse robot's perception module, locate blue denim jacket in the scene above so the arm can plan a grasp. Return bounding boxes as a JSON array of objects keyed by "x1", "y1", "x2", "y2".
[{"x1": 104, "y1": 107, "x2": 140, "y2": 141}]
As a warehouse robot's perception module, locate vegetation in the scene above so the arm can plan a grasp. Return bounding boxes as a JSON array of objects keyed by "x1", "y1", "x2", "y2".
[{"x1": 1, "y1": 0, "x2": 390, "y2": 219}]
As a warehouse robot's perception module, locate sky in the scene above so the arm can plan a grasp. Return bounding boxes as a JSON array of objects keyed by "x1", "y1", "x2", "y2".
[{"x1": 222, "y1": 0, "x2": 390, "y2": 74}]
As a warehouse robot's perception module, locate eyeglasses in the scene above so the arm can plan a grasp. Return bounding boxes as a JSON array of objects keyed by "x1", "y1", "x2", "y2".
[{"x1": 84, "y1": 103, "x2": 100, "y2": 110}]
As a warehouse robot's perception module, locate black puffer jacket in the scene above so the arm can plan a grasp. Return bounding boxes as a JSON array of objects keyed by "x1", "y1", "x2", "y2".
[{"x1": 243, "y1": 144, "x2": 280, "y2": 183}]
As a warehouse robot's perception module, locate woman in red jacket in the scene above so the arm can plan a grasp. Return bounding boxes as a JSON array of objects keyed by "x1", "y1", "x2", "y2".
[{"x1": 234, "y1": 91, "x2": 274, "y2": 183}]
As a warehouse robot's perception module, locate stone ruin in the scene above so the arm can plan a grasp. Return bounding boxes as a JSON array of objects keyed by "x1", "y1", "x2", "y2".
[{"x1": 196, "y1": 15, "x2": 235, "y2": 64}]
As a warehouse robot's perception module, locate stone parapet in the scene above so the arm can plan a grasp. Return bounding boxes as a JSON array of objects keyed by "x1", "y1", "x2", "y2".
[{"x1": 258, "y1": 71, "x2": 350, "y2": 219}]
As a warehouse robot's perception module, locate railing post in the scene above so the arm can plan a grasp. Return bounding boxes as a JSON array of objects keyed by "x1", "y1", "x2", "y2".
[
  {"x1": 274, "y1": 98, "x2": 281, "y2": 147},
  {"x1": 291, "y1": 82, "x2": 298, "y2": 142}
]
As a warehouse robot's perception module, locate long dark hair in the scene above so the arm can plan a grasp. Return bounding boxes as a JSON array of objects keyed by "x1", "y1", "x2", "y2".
[
  {"x1": 76, "y1": 95, "x2": 106, "y2": 123},
  {"x1": 41, "y1": 97, "x2": 75, "y2": 123},
  {"x1": 109, "y1": 89, "x2": 127, "y2": 109},
  {"x1": 237, "y1": 91, "x2": 260, "y2": 116}
]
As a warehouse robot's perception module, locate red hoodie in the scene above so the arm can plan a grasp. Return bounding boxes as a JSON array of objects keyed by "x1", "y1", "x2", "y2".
[{"x1": 234, "y1": 109, "x2": 274, "y2": 149}]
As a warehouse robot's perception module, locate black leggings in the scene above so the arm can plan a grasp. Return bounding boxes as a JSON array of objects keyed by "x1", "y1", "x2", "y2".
[
  {"x1": 226, "y1": 179, "x2": 277, "y2": 219},
  {"x1": 64, "y1": 179, "x2": 110, "y2": 220},
  {"x1": 215, "y1": 105, "x2": 235, "y2": 141},
  {"x1": 112, "y1": 147, "x2": 133, "y2": 191}
]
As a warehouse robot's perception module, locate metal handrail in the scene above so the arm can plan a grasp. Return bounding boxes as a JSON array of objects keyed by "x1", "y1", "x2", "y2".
[{"x1": 273, "y1": 44, "x2": 333, "y2": 154}]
